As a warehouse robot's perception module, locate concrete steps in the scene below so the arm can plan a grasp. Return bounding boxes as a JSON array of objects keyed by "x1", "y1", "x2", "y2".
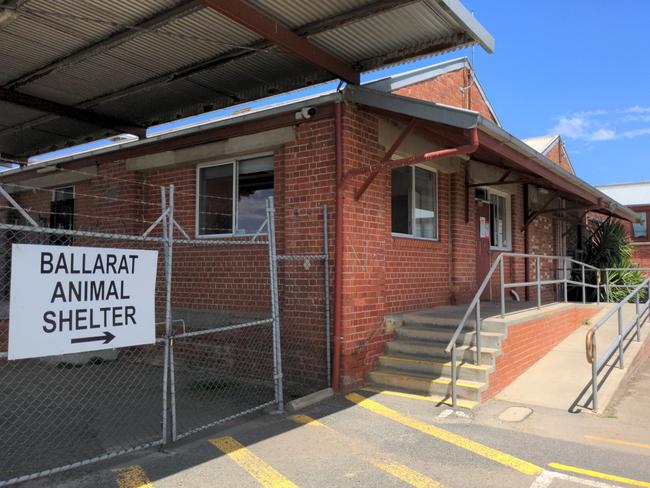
[
  {"x1": 370, "y1": 309, "x2": 510, "y2": 403},
  {"x1": 368, "y1": 369, "x2": 486, "y2": 402}
]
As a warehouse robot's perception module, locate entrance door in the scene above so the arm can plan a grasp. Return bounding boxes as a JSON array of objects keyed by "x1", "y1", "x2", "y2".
[{"x1": 476, "y1": 200, "x2": 491, "y2": 299}]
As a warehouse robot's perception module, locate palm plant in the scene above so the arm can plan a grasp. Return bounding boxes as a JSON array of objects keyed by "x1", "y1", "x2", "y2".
[{"x1": 582, "y1": 219, "x2": 647, "y2": 302}]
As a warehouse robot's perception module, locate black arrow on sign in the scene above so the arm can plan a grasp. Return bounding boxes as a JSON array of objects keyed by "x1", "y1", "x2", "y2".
[{"x1": 71, "y1": 331, "x2": 115, "y2": 345}]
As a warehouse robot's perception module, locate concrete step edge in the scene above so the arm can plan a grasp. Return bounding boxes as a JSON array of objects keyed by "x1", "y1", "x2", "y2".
[
  {"x1": 370, "y1": 369, "x2": 486, "y2": 390},
  {"x1": 378, "y1": 354, "x2": 490, "y2": 371}
]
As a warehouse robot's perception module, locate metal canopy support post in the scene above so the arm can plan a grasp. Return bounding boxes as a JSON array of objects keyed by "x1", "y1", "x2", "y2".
[
  {"x1": 266, "y1": 197, "x2": 284, "y2": 412},
  {"x1": 160, "y1": 186, "x2": 170, "y2": 445}
]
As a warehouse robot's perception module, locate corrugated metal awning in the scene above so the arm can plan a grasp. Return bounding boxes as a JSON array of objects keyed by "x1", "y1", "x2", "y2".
[{"x1": 0, "y1": 0, "x2": 494, "y2": 160}]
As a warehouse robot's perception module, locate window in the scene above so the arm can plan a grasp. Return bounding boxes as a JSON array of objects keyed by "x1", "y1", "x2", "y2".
[
  {"x1": 50, "y1": 186, "x2": 74, "y2": 245},
  {"x1": 487, "y1": 190, "x2": 511, "y2": 250},
  {"x1": 197, "y1": 155, "x2": 273, "y2": 236},
  {"x1": 391, "y1": 165, "x2": 438, "y2": 239},
  {"x1": 633, "y1": 211, "x2": 647, "y2": 239}
]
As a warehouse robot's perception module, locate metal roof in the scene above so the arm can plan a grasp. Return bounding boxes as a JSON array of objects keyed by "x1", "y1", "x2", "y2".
[
  {"x1": 0, "y1": 82, "x2": 637, "y2": 223},
  {"x1": 596, "y1": 182, "x2": 650, "y2": 207},
  {"x1": 0, "y1": 0, "x2": 494, "y2": 160},
  {"x1": 523, "y1": 134, "x2": 559, "y2": 155}
]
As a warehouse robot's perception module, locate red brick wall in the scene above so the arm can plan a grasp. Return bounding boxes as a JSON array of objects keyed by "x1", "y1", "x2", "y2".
[
  {"x1": 392, "y1": 67, "x2": 498, "y2": 124},
  {"x1": 482, "y1": 305, "x2": 599, "y2": 400},
  {"x1": 545, "y1": 140, "x2": 573, "y2": 174}
]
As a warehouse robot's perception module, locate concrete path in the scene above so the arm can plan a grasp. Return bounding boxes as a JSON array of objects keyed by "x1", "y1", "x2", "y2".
[
  {"x1": 19, "y1": 387, "x2": 650, "y2": 488},
  {"x1": 497, "y1": 303, "x2": 650, "y2": 412}
]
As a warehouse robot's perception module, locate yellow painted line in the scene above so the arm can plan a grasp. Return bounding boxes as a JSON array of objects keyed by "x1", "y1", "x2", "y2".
[
  {"x1": 549, "y1": 463, "x2": 650, "y2": 487},
  {"x1": 585, "y1": 435, "x2": 650, "y2": 451},
  {"x1": 371, "y1": 460, "x2": 442, "y2": 487},
  {"x1": 113, "y1": 465, "x2": 153, "y2": 488},
  {"x1": 361, "y1": 387, "x2": 477, "y2": 410},
  {"x1": 289, "y1": 414, "x2": 326, "y2": 428},
  {"x1": 210, "y1": 436, "x2": 299, "y2": 488},
  {"x1": 289, "y1": 414, "x2": 442, "y2": 487},
  {"x1": 346, "y1": 393, "x2": 543, "y2": 476}
]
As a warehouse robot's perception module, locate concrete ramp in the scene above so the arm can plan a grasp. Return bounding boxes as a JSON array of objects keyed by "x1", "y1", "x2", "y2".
[{"x1": 496, "y1": 303, "x2": 650, "y2": 412}]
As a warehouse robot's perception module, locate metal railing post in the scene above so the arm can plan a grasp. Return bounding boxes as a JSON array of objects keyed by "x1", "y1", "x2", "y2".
[
  {"x1": 605, "y1": 269, "x2": 610, "y2": 302},
  {"x1": 617, "y1": 307, "x2": 624, "y2": 369},
  {"x1": 323, "y1": 205, "x2": 332, "y2": 386},
  {"x1": 500, "y1": 257, "x2": 505, "y2": 317},
  {"x1": 536, "y1": 256, "x2": 542, "y2": 309},
  {"x1": 596, "y1": 270, "x2": 601, "y2": 305},
  {"x1": 591, "y1": 334, "x2": 598, "y2": 412},
  {"x1": 450, "y1": 346, "x2": 457, "y2": 410},
  {"x1": 562, "y1": 256, "x2": 569, "y2": 303},
  {"x1": 475, "y1": 301, "x2": 481, "y2": 365},
  {"x1": 581, "y1": 264, "x2": 586, "y2": 304},
  {"x1": 636, "y1": 294, "x2": 641, "y2": 341}
]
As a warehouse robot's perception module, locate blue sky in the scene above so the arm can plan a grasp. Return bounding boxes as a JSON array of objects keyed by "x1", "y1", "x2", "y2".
[{"x1": 32, "y1": 1, "x2": 649, "y2": 186}]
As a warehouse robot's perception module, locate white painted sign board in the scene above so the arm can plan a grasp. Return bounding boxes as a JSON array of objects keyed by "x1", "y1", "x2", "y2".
[{"x1": 8, "y1": 244, "x2": 158, "y2": 360}]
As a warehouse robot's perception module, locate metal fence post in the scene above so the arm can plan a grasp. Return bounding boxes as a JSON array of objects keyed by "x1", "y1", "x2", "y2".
[
  {"x1": 266, "y1": 197, "x2": 284, "y2": 412},
  {"x1": 160, "y1": 186, "x2": 170, "y2": 445},
  {"x1": 500, "y1": 257, "x2": 505, "y2": 317},
  {"x1": 605, "y1": 269, "x2": 610, "y2": 302},
  {"x1": 451, "y1": 346, "x2": 457, "y2": 410},
  {"x1": 617, "y1": 307, "x2": 624, "y2": 369},
  {"x1": 323, "y1": 205, "x2": 332, "y2": 387},
  {"x1": 596, "y1": 270, "x2": 601, "y2": 305},
  {"x1": 536, "y1": 256, "x2": 541, "y2": 309},
  {"x1": 167, "y1": 185, "x2": 177, "y2": 442}
]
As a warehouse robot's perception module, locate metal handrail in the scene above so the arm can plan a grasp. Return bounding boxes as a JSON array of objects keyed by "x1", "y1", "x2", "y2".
[
  {"x1": 445, "y1": 252, "x2": 598, "y2": 409},
  {"x1": 587, "y1": 276, "x2": 650, "y2": 411}
]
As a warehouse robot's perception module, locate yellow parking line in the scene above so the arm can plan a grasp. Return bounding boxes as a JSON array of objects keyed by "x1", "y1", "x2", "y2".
[
  {"x1": 113, "y1": 465, "x2": 153, "y2": 488},
  {"x1": 346, "y1": 392, "x2": 543, "y2": 476},
  {"x1": 210, "y1": 436, "x2": 299, "y2": 488},
  {"x1": 584, "y1": 435, "x2": 650, "y2": 451},
  {"x1": 289, "y1": 414, "x2": 327, "y2": 428},
  {"x1": 549, "y1": 463, "x2": 650, "y2": 487},
  {"x1": 289, "y1": 414, "x2": 442, "y2": 487},
  {"x1": 361, "y1": 387, "x2": 477, "y2": 409},
  {"x1": 371, "y1": 460, "x2": 442, "y2": 488}
]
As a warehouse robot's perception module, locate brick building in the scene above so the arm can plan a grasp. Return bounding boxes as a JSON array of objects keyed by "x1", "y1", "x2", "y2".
[
  {"x1": 0, "y1": 58, "x2": 637, "y2": 393},
  {"x1": 597, "y1": 181, "x2": 650, "y2": 270}
]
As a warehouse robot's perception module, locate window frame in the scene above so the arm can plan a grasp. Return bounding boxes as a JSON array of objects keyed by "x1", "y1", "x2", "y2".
[
  {"x1": 195, "y1": 152, "x2": 273, "y2": 238},
  {"x1": 633, "y1": 210, "x2": 648, "y2": 241},
  {"x1": 483, "y1": 187, "x2": 512, "y2": 251},
  {"x1": 391, "y1": 163, "x2": 439, "y2": 242},
  {"x1": 51, "y1": 185, "x2": 75, "y2": 202}
]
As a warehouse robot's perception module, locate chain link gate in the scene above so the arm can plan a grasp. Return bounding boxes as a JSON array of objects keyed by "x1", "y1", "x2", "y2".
[{"x1": 0, "y1": 181, "x2": 284, "y2": 485}]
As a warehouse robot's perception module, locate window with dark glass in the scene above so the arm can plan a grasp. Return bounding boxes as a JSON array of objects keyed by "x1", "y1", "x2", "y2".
[
  {"x1": 391, "y1": 165, "x2": 437, "y2": 239},
  {"x1": 633, "y1": 211, "x2": 647, "y2": 239},
  {"x1": 198, "y1": 155, "x2": 273, "y2": 236}
]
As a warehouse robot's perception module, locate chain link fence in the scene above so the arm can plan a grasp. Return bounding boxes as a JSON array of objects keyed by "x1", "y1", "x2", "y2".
[{"x1": 0, "y1": 179, "x2": 331, "y2": 485}]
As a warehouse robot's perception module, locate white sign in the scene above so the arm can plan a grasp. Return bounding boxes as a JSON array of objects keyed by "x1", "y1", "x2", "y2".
[{"x1": 8, "y1": 244, "x2": 158, "y2": 360}]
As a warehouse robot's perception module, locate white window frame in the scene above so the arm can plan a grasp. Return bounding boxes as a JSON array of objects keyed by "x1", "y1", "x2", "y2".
[
  {"x1": 484, "y1": 187, "x2": 512, "y2": 251},
  {"x1": 391, "y1": 164, "x2": 439, "y2": 241},
  {"x1": 195, "y1": 152, "x2": 273, "y2": 238}
]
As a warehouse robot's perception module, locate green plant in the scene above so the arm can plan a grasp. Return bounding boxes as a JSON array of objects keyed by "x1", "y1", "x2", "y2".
[{"x1": 583, "y1": 219, "x2": 647, "y2": 303}]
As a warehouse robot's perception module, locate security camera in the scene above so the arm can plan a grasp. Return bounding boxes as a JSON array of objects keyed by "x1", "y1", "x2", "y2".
[{"x1": 296, "y1": 106, "x2": 317, "y2": 120}]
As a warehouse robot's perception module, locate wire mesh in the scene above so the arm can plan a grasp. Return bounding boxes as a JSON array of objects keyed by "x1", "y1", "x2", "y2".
[
  {"x1": 168, "y1": 238, "x2": 277, "y2": 440},
  {"x1": 0, "y1": 226, "x2": 167, "y2": 486}
]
